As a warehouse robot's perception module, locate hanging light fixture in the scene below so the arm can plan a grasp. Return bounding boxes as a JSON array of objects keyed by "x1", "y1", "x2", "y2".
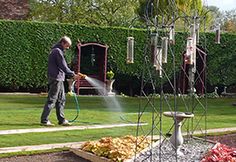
[{"x1": 126, "y1": 37, "x2": 134, "y2": 64}]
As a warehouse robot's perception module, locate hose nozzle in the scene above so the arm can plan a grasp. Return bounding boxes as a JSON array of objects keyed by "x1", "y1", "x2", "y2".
[{"x1": 78, "y1": 73, "x2": 87, "y2": 79}]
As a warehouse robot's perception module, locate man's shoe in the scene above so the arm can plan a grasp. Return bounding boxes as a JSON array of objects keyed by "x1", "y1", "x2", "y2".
[
  {"x1": 40, "y1": 121, "x2": 55, "y2": 127},
  {"x1": 59, "y1": 120, "x2": 72, "y2": 126}
]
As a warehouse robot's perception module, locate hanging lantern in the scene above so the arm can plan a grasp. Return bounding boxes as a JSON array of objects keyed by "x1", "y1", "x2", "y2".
[
  {"x1": 169, "y1": 26, "x2": 175, "y2": 44},
  {"x1": 126, "y1": 37, "x2": 134, "y2": 64},
  {"x1": 186, "y1": 37, "x2": 194, "y2": 65},
  {"x1": 150, "y1": 33, "x2": 158, "y2": 65},
  {"x1": 161, "y1": 37, "x2": 168, "y2": 63},
  {"x1": 215, "y1": 25, "x2": 220, "y2": 44}
]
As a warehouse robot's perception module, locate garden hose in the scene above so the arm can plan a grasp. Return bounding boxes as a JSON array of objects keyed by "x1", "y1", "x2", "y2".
[
  {"x1": 67, "y1": 78, "x2": 143, "y2": 124},
  {"x1": 68, "y1": 81, "x2": 80, "y2": 122},
  {"x1": 119, "y1": 114, "x2": 146, "y2": 124},
  {"x1": 119, "y1": 114, "x2": 137, "y2": 124}
]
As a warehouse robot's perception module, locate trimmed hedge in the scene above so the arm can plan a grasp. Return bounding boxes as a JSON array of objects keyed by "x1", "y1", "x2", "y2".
[
  {"x1": 0, "y1": 20, "x2": 235, "y2": 92},
  {"x1": 204, "y1": 33, "x2": 236, "y2": 86}
]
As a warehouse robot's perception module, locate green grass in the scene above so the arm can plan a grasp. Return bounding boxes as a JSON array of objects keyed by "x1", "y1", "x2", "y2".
[{"x1": 0, "y1": 94, "x2": 235, "y2": 148}]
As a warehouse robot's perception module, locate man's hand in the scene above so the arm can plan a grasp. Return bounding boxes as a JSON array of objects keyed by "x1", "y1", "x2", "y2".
[
  {"x1": 73, "y1": 73, "x2": 87, "y2": 80},
  {"x1": 73, "y1": 74, "x2": 79, "y2": 80}
]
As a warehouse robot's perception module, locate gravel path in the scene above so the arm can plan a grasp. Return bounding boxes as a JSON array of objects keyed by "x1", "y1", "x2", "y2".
[{"x1": 135, "y1": 138, "x2": 215, "y2": 162}]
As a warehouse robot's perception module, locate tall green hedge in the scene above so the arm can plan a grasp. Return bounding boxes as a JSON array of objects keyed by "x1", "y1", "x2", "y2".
[
  {"x1": 204, "y1": 33, "x2": 236, "y2": 86},
  {"x1": 0, "y1": 20, "x2": 235, "y2": 91}
]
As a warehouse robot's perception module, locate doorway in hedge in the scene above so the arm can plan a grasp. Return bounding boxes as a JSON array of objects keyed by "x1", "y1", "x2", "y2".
[{"x1": 76, "y1": 43, "x2": 108, "y2": 94}]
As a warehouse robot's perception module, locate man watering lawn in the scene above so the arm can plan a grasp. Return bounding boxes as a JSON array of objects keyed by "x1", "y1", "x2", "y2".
[{"x1": 41, "y1": 36, "x2": 81, "y2": 126}]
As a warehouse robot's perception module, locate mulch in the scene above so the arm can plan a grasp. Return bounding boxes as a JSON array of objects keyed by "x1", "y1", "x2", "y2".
[{"x1": 206, "y1": 132, "x2": 236, "y2": 148}]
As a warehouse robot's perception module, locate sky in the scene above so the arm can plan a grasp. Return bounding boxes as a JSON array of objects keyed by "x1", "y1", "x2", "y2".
[{"x1": 205, "y1": 0, "x2": 236, "y2": 11}]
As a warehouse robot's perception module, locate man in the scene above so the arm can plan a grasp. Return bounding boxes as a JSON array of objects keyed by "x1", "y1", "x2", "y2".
[{"x1": 41, "y1": 36, "x2": 80, "y2": 126}]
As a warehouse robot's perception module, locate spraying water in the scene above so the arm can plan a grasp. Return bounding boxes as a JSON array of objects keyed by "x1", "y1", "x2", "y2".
[{"x1": 85, "y1": 76, "x2": 122, "y2": 112}]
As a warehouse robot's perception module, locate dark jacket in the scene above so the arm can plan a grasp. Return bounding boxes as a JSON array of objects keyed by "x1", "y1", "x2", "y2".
[{"x1": 47, "y1": 43, "x2": 75, "y2": 81}]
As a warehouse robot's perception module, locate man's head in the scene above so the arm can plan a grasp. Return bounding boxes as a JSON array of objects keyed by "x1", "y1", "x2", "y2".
[{"x1": 59, "y1": 36, "x2": 72, "y2": 50}]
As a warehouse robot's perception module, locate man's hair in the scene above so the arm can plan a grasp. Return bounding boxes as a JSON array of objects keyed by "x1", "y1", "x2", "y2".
[{"x1": 59, "y1": 36, "x2": 72, "y2": 46}]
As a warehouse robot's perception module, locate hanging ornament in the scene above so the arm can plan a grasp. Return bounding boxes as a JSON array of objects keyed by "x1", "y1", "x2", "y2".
[
  {"x1": 154, "y1": 46, "x2": 163, "y2": 77},
  {"x1": 196, "y1": 23, "x2": 200, "y2": 44},
  {"x1": 126, "y1": 37, "x2": 134, "y2": 64},
  {"x1": 151, "y1": 33, "x2": 158, "y2": 66},
  {"x1": 215, "y1": 24, "x2": 221, "y2": 44},
  {"x1": 161, "y1": 37, "x2": 168, "y2": 63},
  {"x1": 169, "y1": 25, "x2": 175, "y2": 44},
  {"x1": 185, "y1": 37, "x2": 194, "y2": 65}
]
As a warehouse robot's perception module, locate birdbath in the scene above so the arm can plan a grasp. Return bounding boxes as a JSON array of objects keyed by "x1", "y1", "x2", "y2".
[{"x1": 163, "y1": 111, "x2": 194, "y2": 156}]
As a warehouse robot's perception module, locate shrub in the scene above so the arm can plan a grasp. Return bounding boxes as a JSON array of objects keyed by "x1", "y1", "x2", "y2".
[{"x1": 106, "y1": 71, "x2": 115, "y2": 80}]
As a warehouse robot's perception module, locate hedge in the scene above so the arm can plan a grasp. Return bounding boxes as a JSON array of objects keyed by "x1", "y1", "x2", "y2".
[{"x1": 0, "y1": 20, "x2": 235, "y2": 92}]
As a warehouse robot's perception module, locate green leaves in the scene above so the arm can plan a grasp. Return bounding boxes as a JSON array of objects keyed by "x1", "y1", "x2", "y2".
[
  {"x1": 28, "y1": 0, "x2": 139, "y2": 27},
  {"x1": 106, "y1": 70, "x2": 114, "y2": 80},
  {"x1": 205, "y1": 32, "x2": 236, "y2": 85}
]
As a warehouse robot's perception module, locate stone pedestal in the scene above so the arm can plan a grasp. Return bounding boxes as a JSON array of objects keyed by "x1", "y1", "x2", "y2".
[
  {"x1": 107, "y1": 79, "x2": 115, "y2": 96},
  {"x1": 163, "y1": 111, "x2": 194, "y2": 156}
]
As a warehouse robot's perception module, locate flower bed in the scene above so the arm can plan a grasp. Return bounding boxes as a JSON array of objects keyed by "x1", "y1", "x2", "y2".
[
  {"x1": 81, "y1": 135, "x2": 151, "y2": 162},
  {"x1": 201, "y1": 143, "x2": 236, "y2": 162}
]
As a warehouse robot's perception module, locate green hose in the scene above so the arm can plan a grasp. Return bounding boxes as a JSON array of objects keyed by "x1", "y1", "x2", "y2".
[{"x1": 69, "y1": 81, "x2": 80, "y2": 122}]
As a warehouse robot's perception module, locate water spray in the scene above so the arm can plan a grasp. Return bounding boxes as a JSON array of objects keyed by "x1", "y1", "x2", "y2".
[
  {"x1": 85, "y1": 76, "x2": 141, "y2": 124},
  {"x1": 69, "y1": 73, "x2": 142, "y2": 124}
]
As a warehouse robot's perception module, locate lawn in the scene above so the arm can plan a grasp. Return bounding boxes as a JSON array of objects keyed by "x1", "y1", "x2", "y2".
[{"x1": 0, "y1": 94, "x2": 235, "y2": 148}]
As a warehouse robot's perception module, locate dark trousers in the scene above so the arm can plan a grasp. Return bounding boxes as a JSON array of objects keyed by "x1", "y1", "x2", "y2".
[{"x1": 41, "y1": 79, "x2": 66, "y2": 124}]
